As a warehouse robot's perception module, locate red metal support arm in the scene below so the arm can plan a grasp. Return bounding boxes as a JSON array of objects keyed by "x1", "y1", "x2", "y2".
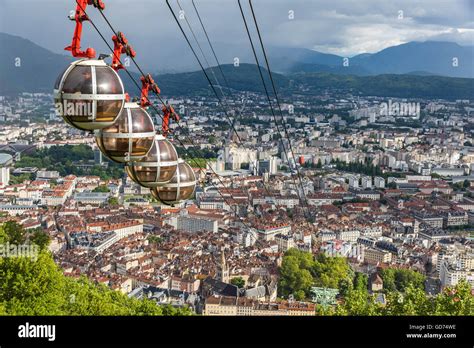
[
  {"x1": 111, "y1": 32, "x2": 136, "y2": 71},
  {"x1": 162, "y1": 105, "x2": 180, "y2": 137},
  {"x1": 65, "y1": 0, "x2": 105, "y2": 58},
  {"x1": 140, "y1": 74, "x2": 161, "y2": 108}
]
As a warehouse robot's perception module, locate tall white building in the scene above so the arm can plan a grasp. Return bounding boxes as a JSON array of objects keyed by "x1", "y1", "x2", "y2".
[
  {"x1": 224, "y1": 144, "x2": 257, "y2": 170},
  {"x1": 361, "y1": 176, "x2": 372, "y2": 189},
  {"x1": 257, "y1": 156, "x2": 278, "y2": 175},
  {"x1": 348, "y1": 176, "x2": 359, "y2": 189},
  {"x1": 439, "y1": 259, "x2": 474, "y2": 289},
  {"x1": 0, "y1": 167, "x2": 10, "y2": 186},
  {"x1": 374, "y1": 176, "x2": 385, "y2": 189}
]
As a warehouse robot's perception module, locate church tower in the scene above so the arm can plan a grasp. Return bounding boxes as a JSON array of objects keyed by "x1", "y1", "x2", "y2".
[{"x1": 216, "y1": 248, "x2": 229, "y2": 283}]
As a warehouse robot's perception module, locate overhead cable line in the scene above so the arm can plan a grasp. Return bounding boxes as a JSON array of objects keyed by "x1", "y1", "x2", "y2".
[
  {"x1": 166, "y1": 0, "x2": 244, "y2": 146},
  {"x1": 182, "y1": 0, "x2": 275, "y2": 199},
  {"x1": 191, "y1": 0, "x2": 231, "y2": 92},
  {"x1": 237, "y1": 0, "x2": 307, "y2": 213},
  {"x1": 169, "y1": 0, "x2": 263, "y2": 199},
  {"x1": 176, "y1": 0, "x2": 225, "y2": 100},
  {"x1": 248, "y1": 0, "x2": 309, "y2": 209}
]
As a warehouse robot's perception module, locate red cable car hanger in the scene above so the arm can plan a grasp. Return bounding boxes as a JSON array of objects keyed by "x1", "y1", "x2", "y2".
[
  {"x1": 140, "y1": 75, "x2": 180, "y2": 137},
  {"x1": 140, "y1": 74, "x2": 160, "y2": 108},
  {"x1": 65, "y1": 0, "x2": 105, "y2": 58},
  {"x1": 112, "y1": 31, "x2": 136, "y2": 102},
  {"x1": 111, "y1": 31, "x2": 136, "y2": 71},
  {"x1": 162, "y1": 105, "x2": 180, "y2": 138}
]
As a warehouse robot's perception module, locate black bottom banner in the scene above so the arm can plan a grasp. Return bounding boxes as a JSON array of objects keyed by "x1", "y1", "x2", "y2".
[{"x1": 0, "y1": 315, "x2": 472, "y2": 347}]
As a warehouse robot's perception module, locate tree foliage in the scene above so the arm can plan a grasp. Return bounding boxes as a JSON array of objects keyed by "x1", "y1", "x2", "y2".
[
  {"x1": 312, "y1": 253, "x2": 352, "y2": 289},
  {"x1": 29, "y1": 228, "x2": 50, "y2": 250},
  {"x1": 332, "y1": 158, "x2": 383, "y2": 176},
  {"x1": 107, "y1": 197, "x2": 119, "y2": 206},
  {"x1": 0, "y1": 222, "x2": 49, "y2": 250},
  {"x1": 2, "y1": 221, "x2": 27, "y2": 245},
  {"x1": 14, "y1": 145, "x2": 124, "y2": 180},
  {"x1": 379, "y1": 268, "x2": 426, "y2": 293},
  {"x1": 147, "y1": 235, "x2": 163, "y2": 245},
  {"x1": 230, "y1": 277, "x2": 245, "y2": 289},
  {"x1": 280, "y1": 249, "x2": 473, "y2": 316},
  {"x1": 0, "y1": 250, "x2": 192, "y2": 316},
  {"x1": 0, "y1": 222, "x2": 191, "y2": 316},
  {"x1": 9, "y1": 173, "x2": 33, "y2": 185},
  {"x1": 334, "y1": 282, "x2": 474, "y2": 316},
  {"x1": 93, "y1": 185, "x2": 110, "y2": 193},
  {"x1": 353, "y1": 272, "x2": 368, "y2": 291},
  {"x1": 278, "y1": 249, "x2": 352, "y2": 300}
]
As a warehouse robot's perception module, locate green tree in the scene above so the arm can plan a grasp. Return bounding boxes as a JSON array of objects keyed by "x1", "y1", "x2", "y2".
[
  {"x1": 383, "y1": 285, "x2": 430, "y2": 315},
  {"x1": 312, "y1": 253, "x2": 352, "y2": 289},
  {"x1": 432, "y1": 281, "x2": 474, "y2": 315},
  {"x1": 230, "y1": 277, "x2": 245, "y2": 289},
  {"x1": 147, "y1": 235, "x2": 163, "y2": 245},
  {"x1": 278, "y1": 250, "x2": 314, "y2": 298},
  {"x1": 278, "y1": 250, "x2": 352, "y2": 300},
  {"x1": 9, "y1": 173, "x2": 32, "y2": 185},
  {"x1": 13, "y1": 145, "x2": 124, "y2": 180},
  {"x1": 379, "y1": 269, "x2": 425, "y2": 293},
  {"x1": 326, "y1": 280, "x2": 473, "y2": 316},
  {"x1": 0, "y1": 225, "x2": 7, "y2": 244},
  {"x1": 386, "y1": 182, "x2": 397, "y2": 189},
  {"x1": 0, "y1": 249, "x2": 192, "y2": 316},
  {"x1": 30, "y1": 229, "x2": 50, "y2": 250},
  {"x1": 93, "y1": 185, "x2": 110, "y2": 193},
  {"x1": 338, "y1": 278, "x2": 353, "y2": 298},
  {"x1": 335, "y1": 289, "x2": 381, "y2": 316},
  {"x1": 107, "y1": 197, "x2": 119, "y2": 206},
  {"x1": 353, "y1": 272, "x2": 368, "y2": 291},
  {"x1": 2, "y1": 221, "x2": 26, "y2": 245}
]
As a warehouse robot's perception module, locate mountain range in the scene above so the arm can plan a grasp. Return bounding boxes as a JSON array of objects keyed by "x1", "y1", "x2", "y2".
[
  {"x1": 114, "y1": 40, "x2": 474, "y2": 78},
  {"x1": 0, "y1": 32, "x2": 473, "y2": 99}
]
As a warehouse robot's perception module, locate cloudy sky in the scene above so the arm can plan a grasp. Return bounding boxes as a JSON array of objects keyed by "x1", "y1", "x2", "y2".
[{"x1": 0, "y1": 0, "x2": 473, "y2": 70}]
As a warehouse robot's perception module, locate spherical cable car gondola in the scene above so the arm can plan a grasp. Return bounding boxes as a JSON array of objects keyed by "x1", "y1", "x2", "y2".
[
  {"x1": 150, "y1": 159, "x2": 197, "y2": 205},
  {"x1": 55, "y1": 1, "x2": 130, "y2": 132},
  {"x1": 94, "y1": 102, "x2": 155, "y2": 163},
  {"x1": 126, "y1": 134, "x2": 179, "y2": 188},
  {"x1": 54, "y1": 58, "x2": 126, "y2": 131}
]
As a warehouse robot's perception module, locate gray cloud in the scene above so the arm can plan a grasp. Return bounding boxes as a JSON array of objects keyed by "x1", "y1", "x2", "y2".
[{"x1": 0, "y1": 0, "x2": 472, "y2": 69}]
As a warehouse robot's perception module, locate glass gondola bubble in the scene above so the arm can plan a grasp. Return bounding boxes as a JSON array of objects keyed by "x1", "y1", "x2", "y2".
[
  {"x1": 126, "y1": 134, "x2": 178, "y2": 188},
  {"x1": 54, "y1": 59, "x2": 126, "y2": 131},
  {"x1": 150, "y1": 159, "x2": 197, "y2": 205},
  {"x1": 94, "y1": 102, "x2": 155, "y2": 163}
]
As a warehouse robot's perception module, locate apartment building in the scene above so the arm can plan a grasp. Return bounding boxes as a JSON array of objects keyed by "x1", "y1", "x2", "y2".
[
  {"x1": 364, "y1": 247, "x2": 392, "y2": 265},
  {"x1": 203, "y1": 295, "x2": 315, "y2": 316}
]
